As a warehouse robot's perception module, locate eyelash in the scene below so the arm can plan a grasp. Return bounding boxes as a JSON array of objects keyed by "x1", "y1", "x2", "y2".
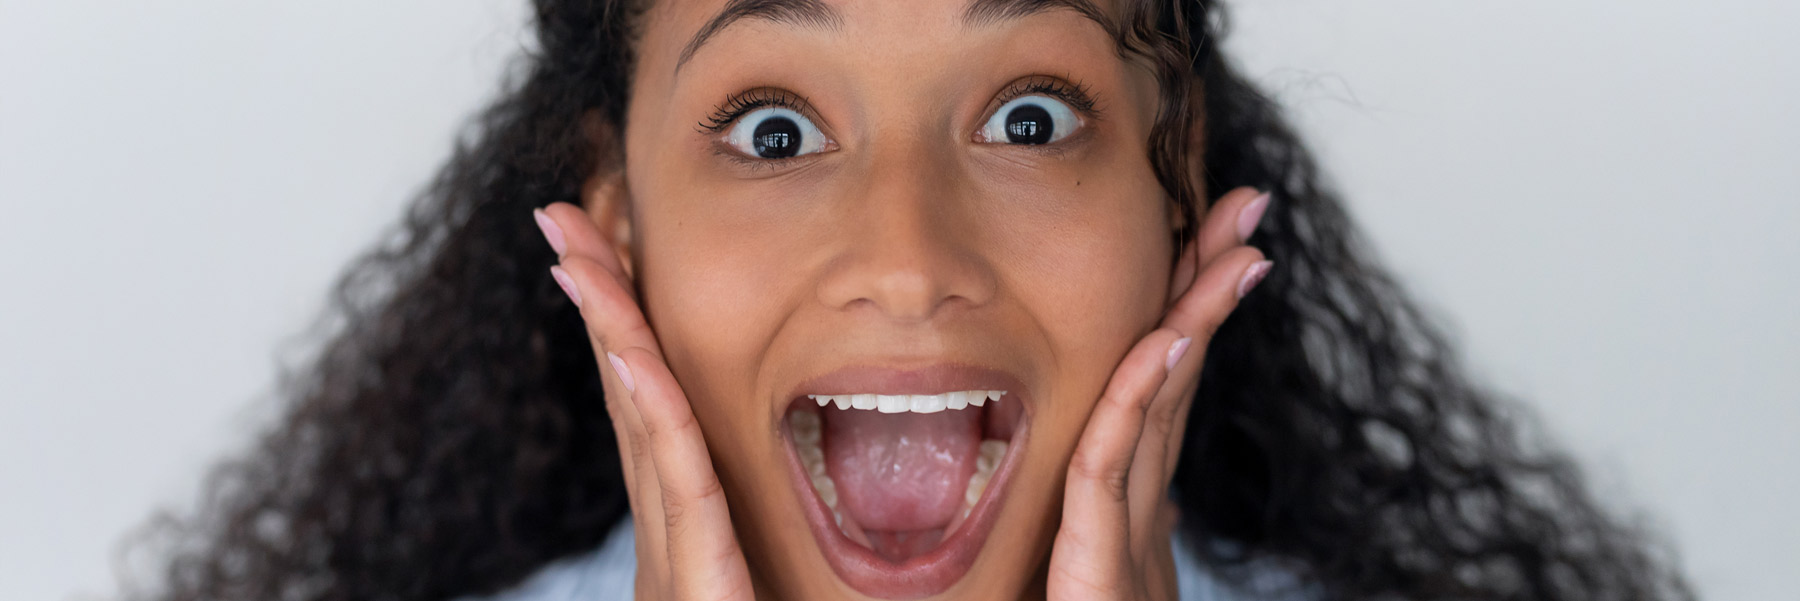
[
  {"x1": 694, "y1": 75, "x2": 1102, "y2": 137},
  {"x1": 696, "y1": 88, "x2": 818, "y2": 134},
  {"x1": 994, "y1": 75, "x2": 1099, "y2": 115}
]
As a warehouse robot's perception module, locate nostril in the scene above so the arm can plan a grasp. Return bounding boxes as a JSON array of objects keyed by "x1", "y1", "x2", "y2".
[{"x1": 812, "y1": 220, "x2": 999, "y2": 319}]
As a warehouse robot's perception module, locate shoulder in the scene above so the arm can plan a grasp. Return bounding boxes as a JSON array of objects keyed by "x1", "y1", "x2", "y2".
[
  {"x1": 470, "y1": 519, "x2": 1318, "y2": 601},
  {"x1": 461, "y1": 519, "x2": 637, "y2": 601},
  {"x1": 1172, "y1": 532, "x2": 1321, "y2": 601}
]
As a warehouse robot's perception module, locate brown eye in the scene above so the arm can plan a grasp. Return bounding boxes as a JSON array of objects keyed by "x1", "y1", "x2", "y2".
[
  {"x1": 979, "y1": 95, "x2": 1080, "y2": 145},
  {"x1": 727, "y1": 107, "x2": 827, "y2": 159}
]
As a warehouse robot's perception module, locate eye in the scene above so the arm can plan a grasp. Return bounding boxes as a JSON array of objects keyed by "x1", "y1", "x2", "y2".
[
  {"x1": 726, "y1": 107, "x2": 828, "y2": 159},
  {"x1": 979, "y1": 95, "x2": 1081, "y2": 145}
]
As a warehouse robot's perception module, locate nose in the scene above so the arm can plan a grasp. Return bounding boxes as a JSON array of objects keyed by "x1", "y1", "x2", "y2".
[{"x1": 815, "y1": 138, "x2": 997, "y2": 323}]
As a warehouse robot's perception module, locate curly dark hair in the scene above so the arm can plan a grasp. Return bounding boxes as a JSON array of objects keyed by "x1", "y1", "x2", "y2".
[{"x1": 128, "y1": 1, "x2": 1695, "y2": 600}]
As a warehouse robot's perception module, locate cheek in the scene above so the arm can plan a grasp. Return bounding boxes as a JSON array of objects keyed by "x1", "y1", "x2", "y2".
[
  {"x1": 632, "y1": 213, "x2": 808, "y2": 422},
  {"x1": 983, "y1": 169, "x2": 1172, "y2": 455}
]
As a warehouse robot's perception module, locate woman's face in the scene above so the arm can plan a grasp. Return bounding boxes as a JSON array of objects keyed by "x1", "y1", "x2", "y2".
[{"x1": 600, "y1": 0, "x2": 1178, "y2": 597}]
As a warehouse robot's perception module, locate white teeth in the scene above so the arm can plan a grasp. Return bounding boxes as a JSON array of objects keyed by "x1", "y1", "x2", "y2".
[
  {"x1": 790, "y1": 410, "x2": 821, "y2": 446},
  {"x1": 876, "y1": 394, "x2": 909, "y2": 414},
  {"x1": 977, "y1": 439, "x2": 1006, "y2": 473},
  {"x1": 964, "y1": 472, "x2": 988, "y2": 507},
  {"x1": 812, "y1": 473, "x2": 838, "y2": 508},
  {"x1": 964, "y1": 439, "x2": 1008, "y2": 508},
  {"x1": 912, "y1": 393, "x2": 947, "y2": 413},
  {"x1": 804, "y1": 390, "x2": 1006, "y2": 415},
  {"x1": 791, "y1": 412, "x2": 838, "y2": 509},
  {"x1": 799, "y1": 445, "x2": 826, "y2": 476}
]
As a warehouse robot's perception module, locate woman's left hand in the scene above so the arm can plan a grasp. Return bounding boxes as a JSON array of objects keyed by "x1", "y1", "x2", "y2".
[{"x1": 1047, "y1": 186, "x2": 1274, "y2": 601}]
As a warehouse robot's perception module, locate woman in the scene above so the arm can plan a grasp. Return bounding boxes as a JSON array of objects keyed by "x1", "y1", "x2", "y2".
[{"x1": 135, "y1": 0, "x2": 1693, "y2": 599}]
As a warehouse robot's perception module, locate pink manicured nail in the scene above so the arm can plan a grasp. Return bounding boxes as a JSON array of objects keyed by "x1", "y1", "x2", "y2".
[
  {"x1": 1165, "y1": 337, "x2": 1193, "y2": 371},
  {"x1": 1237, "y1": 260, "x2": 1273, "y2": 299},
  {"x1": 533, "y1": 208, "x2": 567, "y2": 256},
  {"x1": 607, "y1": 352, "x2": 635, "y2": 393},
  {"x1": 549, "y1": 265, "x2": 582, "y2": 306},
  {"x1": 1236, "y1": 192, "x2": 1270, "y2": 242}
]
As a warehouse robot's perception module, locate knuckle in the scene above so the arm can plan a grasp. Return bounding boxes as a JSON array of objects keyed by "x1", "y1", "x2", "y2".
[
  {"x1": 627, "y1": 432, "x2": 652, "y2": 462},
  {"x1": 1071, "y1": 453, "x2": 1131, "y2": 502},
  {"x1": 1100, "y1": 380, "x2": 1153, "y2": 416},
  {"x1": 1047, "y1": 561, "x2": 1118, "y2": 600},
  {"x1": 645, "y1": 405, "x2": 700, "y2": 440},
  {"x1": 1196, "y1": 309, "x2": 1230, "y2": 339},
  {"x1": 1144, "y1": 408, "x2": 1178, "y2": 441},
  {"x1": 1145, "y1": 395, "x2": 1187, "y2": 436},
  {"x1": 661, "y1": 477, "x2": 724, "y2": 528}
]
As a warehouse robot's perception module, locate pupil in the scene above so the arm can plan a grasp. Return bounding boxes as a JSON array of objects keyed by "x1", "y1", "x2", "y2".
[
  {"x1": 1005, "y1": 104, "x2": 1053, "y2": 144},
  {"x1": 753, "y1": 117, "x2": 801, "y2": 158}
]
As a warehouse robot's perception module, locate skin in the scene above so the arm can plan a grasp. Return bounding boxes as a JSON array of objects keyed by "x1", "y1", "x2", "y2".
[{"x1": 535, "y1": 0, "x2": 1272, "y2": 598}]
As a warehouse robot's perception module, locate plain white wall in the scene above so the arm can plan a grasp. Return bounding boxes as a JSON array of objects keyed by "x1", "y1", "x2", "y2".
[{"x1": 1, "y1": 1, "x2": 1793, "y2": 599}]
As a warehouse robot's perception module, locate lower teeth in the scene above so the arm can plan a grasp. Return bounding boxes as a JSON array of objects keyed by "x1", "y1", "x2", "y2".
[
  {"x1": 965, "y1": 440, "x2": 1006, "y2": 507},
  {"x1": 789, "y1": 411, "x2": 1008, "y2": 540}
]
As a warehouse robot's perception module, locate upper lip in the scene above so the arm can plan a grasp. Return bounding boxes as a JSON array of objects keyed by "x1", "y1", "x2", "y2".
[{"x1": 784, "y1": 363, "x2": 1034, "y2": 413}]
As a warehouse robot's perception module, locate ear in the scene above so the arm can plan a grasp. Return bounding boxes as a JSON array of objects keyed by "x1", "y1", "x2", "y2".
[
  {"x1": 1168, "y1": 80, "x2": 1207, "y2": 304},
  {"x1": 1166, "y1": 222, "x2": 1199, "y2": 306},
  {"x1": 582, "y1": 169, "x2": 636, "y2": 279},
  {"x1": 579, "y1": 110, "x2": 636, "y2": 279}
]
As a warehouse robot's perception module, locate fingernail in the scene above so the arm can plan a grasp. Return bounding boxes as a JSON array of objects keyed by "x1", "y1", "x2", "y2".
[
  {"x1": 607, "y1": 352, "x2": 635, "y2": 393},
  {"x1": 533, "y1": 208, "x2": 567, "y2": 256},
  {"x1": 1164, "y1": 337, "x2": 1193, "y2": 371},
  {"x1": 1237, "y1": 260, "x2": 1274, "y2": 299},
  {"x1": 550, "y1": 265, "x2": 582, "y2": 306},
  {"x1": 1236, "y1": 192, "x2": 1270, "y2": 242}
]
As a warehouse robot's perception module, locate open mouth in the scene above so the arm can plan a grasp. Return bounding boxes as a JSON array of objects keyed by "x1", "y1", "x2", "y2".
[{"x1": 781, "y1": 366, "x2": 1030, "y2": 599}]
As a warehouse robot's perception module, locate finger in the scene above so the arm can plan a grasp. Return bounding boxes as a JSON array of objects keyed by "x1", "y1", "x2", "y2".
[
  {"x1": 1049, "y1": 328, "x2": 1187, "y2": 600},
  {"x1": 602, "y1": 356, "x2": 669, "y2": 587},
  {"x1": 538, "y1": 202, "x2": 634, "y2": 294},
  {"x1": 1194, "y1": 186, "x2": 1270, "y2": 268},
  {"x1": 614, "y1": 348, "x2": 755, "y2": 601},
  {"x1": 1131, "y1": 246, "x2": 1272, "y2": 524},
  {"x1": 1166, "y1": 187, "x2": 1262, "y2": 305},
  {"x1": 547, "y1": 241, "x2": 681, "y2": 587},
  {"x1": 1149, "y1": 244, "x2": 1272, "y2": 446},
  {"x1": 554, "y1": 255, "x2": 664, "y2": 364},
  {"x1": 1159, "y1": 245, "x2": 1270, "y2": 348}
]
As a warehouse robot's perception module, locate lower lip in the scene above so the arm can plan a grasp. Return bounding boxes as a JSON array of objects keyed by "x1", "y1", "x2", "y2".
[{"x1": 781, "y1": 410, "x2": 1029, "y2": 599}]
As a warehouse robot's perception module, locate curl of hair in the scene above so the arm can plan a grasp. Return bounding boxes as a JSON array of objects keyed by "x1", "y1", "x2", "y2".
[{"x1": 128, "y1": 1, "x2": 1693, "y2": 600}]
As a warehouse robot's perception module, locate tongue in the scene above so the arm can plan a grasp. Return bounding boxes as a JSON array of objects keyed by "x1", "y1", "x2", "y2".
[{"x1": 823, "y1": 406, "x2": 980, "y2": 535}]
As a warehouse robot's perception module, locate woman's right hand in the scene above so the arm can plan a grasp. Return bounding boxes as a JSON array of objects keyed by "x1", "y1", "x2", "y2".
[{"x1": 534, "y1": 202, "x2": 755, "y2": 601}]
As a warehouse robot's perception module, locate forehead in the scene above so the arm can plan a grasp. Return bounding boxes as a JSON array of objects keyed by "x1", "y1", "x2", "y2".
[{"x1": 637, "y1": 0, "x2": 1124, "y2": 77}]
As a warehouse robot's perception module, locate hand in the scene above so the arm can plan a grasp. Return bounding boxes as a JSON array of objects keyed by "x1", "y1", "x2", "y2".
[
  {"x1": 534, "y1": 203, "x2": 754, "y2": 601},
  {"x1": 1048, "y1": 187, "x2": 1274, "y2": 601}
]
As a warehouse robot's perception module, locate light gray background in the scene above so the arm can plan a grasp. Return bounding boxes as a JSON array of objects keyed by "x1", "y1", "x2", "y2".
[{"x1": 2, "y1": 1, "x2": 1794, "y2": 599}]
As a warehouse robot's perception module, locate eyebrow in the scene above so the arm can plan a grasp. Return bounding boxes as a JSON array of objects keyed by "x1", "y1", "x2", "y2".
[
  {"x1": 675, "y1": 0, "x2": 843, "y2": 73},
  {"x1": 674, "y1": 0, "x2": 1117, "y2": 74},
  {"x1": 962, "y1": 0, "x2": 1113, "y2": 31}
]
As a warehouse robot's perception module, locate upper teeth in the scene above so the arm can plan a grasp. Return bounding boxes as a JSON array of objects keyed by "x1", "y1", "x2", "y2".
[{"x1": 807, "y1": 390, "x2": 1005, "y2": 414}]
